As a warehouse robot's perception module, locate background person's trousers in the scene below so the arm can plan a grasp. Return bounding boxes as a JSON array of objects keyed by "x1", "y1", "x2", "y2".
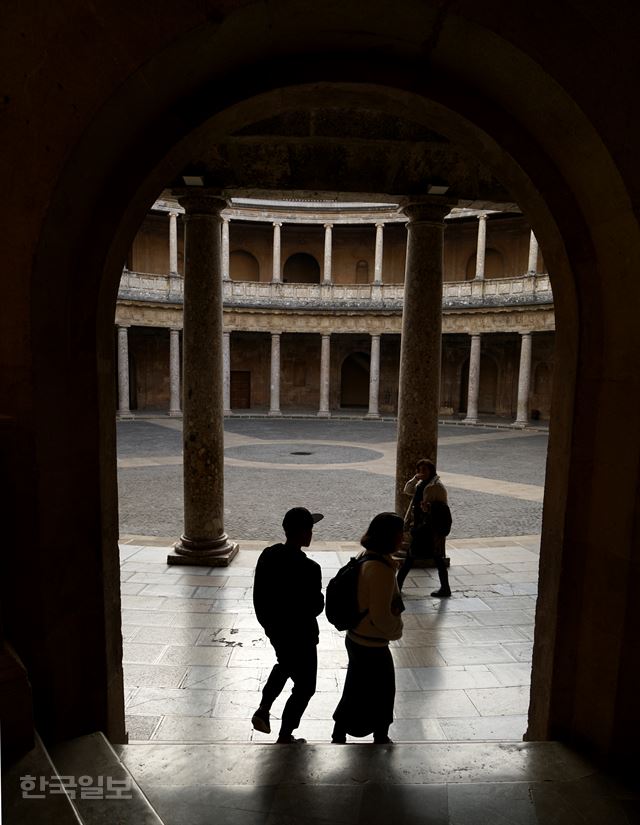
[{"x1": 261, "y1": 641, "x2": 317, "y2": 735}]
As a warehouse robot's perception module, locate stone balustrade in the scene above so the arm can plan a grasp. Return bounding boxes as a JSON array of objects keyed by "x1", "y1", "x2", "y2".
[{"x1": 117, "y1": 270, "x2": 553, "y2": 309}]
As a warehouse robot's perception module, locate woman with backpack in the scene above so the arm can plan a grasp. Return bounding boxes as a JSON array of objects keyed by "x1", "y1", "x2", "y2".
[
  {"x1": 331, "y1": 512, "x2": 404, "y2": 745},
  {"x1": 397, "y1": 458, "x2": 452, "y2": 597}
]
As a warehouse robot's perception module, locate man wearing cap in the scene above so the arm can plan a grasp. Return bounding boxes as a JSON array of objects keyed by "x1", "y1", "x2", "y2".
[{"x1": 251, "y1": 507, "x2": 325, "y2": 743}]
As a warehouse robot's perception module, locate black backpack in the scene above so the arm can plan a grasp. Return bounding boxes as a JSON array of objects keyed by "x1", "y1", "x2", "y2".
[{"x1": 325, "y1": 554, "x2": 390, "y2": 631}]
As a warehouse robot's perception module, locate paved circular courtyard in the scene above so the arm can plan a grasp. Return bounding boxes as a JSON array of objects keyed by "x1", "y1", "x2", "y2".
[{"x1": 117, "y1": 418, "x2": 548, "y2": 541}]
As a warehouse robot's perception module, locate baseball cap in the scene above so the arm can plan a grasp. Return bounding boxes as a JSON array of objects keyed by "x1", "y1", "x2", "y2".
[{"x1": 282, "y1": 507, "x2": 324, "y2": 532}]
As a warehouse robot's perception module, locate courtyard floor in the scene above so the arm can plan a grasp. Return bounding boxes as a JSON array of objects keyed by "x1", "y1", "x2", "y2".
[{"x1": 118, "y1": 419, "x2": 544, "y2": 745}]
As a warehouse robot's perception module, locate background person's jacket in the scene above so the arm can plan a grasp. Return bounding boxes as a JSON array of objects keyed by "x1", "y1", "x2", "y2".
[{"x1": 253, "y1": 543, "x2": 324, "y2": 645}]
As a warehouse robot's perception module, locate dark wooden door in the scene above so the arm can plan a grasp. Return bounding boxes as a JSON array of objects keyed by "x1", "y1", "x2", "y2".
[{"x1": 230, "y1": 370, "x2": 251, "y2": 408}]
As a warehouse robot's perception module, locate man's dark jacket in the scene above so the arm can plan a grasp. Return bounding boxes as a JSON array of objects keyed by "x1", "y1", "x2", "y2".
[{"x1": 253, "y1": 543, "x2": 324, "y2": 645}]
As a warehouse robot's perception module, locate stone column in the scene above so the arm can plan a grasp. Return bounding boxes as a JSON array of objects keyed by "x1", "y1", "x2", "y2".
[
  {"x1": 475, "y1": 214, "x2": 488, "y2": 280},
  {"x1": 222, "y1": 331, "x2": 231, "y2": 415},
  {"x1": 373, "y1": 222, "x2": 384, "y2": 284},
  {"x1": 168, "y1": 327, "x2": 182, "y2": 417},
  {"x1": 527, "y1": 230, "x2": 539, "y2": 274},
  {"x1": 366, "y1": 333, "x2": 381, "y2": 419},
  {"x1": 464, "y1": 333, "x2": 482, "y2": 424},
  {"x1": 272, "y1": 222, "x2": 282, "y2": 282},
  {"x1": 269, "y1": 332, "x2": 282, "y2": 416},
  {"x1": 169, "y1": 192, "x2": 238, "y2": 566},
  {"x1": 323, "y1": 223, "x2": 333, "y2": 284},
  {"x1": 317, "y1": 333, "x2": 331, "y2": 418},
  {"x1": 514, "y1": 331, "x2": 533, "y2": 426},
  {"x1": 395, "y1": 199, "x2": 450, "y2": 512},
  {"x1": 222, "y1": 218, "x2": 230, "y2": 280},
  {"x1": 169, "y1": 211, "x2": 179, "y2": 274},
  {"x1": 117, "y1": 325, "x2": 134, "y2": 419}
]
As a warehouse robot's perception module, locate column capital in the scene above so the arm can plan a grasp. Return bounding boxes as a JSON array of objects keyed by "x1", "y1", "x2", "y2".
[
  {"x1": 174, "y1": 190, "x2": 227, "y2": 216},
  {"x1": 270, "y1": 330, "x2": 282, "y2": 338},
  {"x1": 324, "y1": 222, "x2": 333, "y2": 229},
  {"x1": 400, "y1": 197, "x2": 451, "y2": 225},
  {"x1": 273, "y1": 221, "x2": 283, "y2": 228},
  {"x1": 169, "y1": 210, "x2": 179, "y2": 218},
  {"x1": 375, "y1": 221, "x2": 385, "y2": 229},
  {"x1": 117, "y1": 323, "x2": 131, "y2": 330},
  {"x1": 170, "y1": 326, "x2": 182, "y2": 333},
  {"x1": 320, "y1": 332, "x2": 331, "y2": 339},
  {"x1": 477, "y1": 212, "x2": 489, "y2": 222}
]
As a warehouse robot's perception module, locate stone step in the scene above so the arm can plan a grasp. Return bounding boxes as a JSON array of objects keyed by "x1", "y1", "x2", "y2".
[
  {"x1": 2, "y1": 733, "x2": 82, "y2": 825},
  {"x1": 49, "y1": 732, "x2": 164, "y2": 824},
  {"x1": 113, "y1": 740, "x2": 638, "y2": 825}
]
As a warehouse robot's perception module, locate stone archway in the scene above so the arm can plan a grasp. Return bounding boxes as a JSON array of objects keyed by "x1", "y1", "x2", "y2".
[{"x1": 6, "y1": 3, "x2": 640, "y2": 762}]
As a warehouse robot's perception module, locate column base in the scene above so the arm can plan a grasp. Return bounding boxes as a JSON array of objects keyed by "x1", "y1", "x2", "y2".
[
  {"x1": 463, "y1": 417, "x2": 478, "y2": 425},
  {"x1": 365, "y1": 412, "x2": 380, "y2": 419},
  {"x1": 168, "y1": 410, "x2": 183, "y2": 418},
  {"x1": 223, "y1": 408, "x2": 232, "y2": 416},
  {"x1": 168, "y1": 536, "x2": 240, "y2": 567},
  {"x1": 268, "y1": 410, "x2": 283, "y2": 417},
  {"x1": 512, "y1": 420, "x2": 528, "y2": 429},
  {"x1": 117, "y1": 411, "x2": 135, "y2": 420},
  {"x1": 317, "y1": 410, "x2": 331, "y2": 418}
]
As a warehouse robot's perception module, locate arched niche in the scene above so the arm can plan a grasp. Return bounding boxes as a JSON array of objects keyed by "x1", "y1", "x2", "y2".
[
  {"x1": 283, "y1": 252, "x2": 321, "y2": 283},
  {"x1": 230, "y1": 249, "x2": 260, "y2": 281}
]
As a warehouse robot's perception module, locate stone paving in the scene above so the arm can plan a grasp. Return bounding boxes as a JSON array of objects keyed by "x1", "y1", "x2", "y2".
[
  {"x1": 117, "y1": 419, "x2": 547, "y2": 541},
  {"x1": 118, "y1": 418, "x2": 544, "y2": 744},
  {"x1": 120, "y1": 535, "x2": 538, "y2": 744}
]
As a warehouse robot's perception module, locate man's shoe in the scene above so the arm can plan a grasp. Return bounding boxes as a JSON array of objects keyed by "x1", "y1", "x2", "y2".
[
  {"x1": 431, "y1": 587, "x2": 451, "y2": 598},
  {"x1": 251, "y1": 707, "x2": 271, "y2": 734},
  {"x1": 276, "y1": 734, "x2": 307, "y2": 744}
]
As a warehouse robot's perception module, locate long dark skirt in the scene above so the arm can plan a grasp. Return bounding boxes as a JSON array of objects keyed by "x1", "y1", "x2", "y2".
[{"x1": 332, "y1": 636, "x2": 395, "y2": 737}]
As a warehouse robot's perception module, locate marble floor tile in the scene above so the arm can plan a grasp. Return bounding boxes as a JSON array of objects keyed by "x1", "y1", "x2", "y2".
[
  {"x1": 125, "y1": 715, "x2": 162, "y2": 741},
  {"x1": 126, "y1": 687, "x2": 220, "y2": 717},
  {"x1": 437, "y1": 644, "x2": 516, "y2": 666},
  {"x1": 439, "y1": 714, "x2": 528, "y2": 741},
  {"x1": 392, "y1": 647, "x2": 448, "y2": 668},
  {"x1": 394, "y1": 689, "x2": 479, "y2": 719},
  {"x1": 454, "y1": 625, "x2": 529, "y2": 644},
  {"x1": 122, "y1": 642, "x2": 166, "y2": 664},
  {"x1": 412, "y1": 665, "x2": 501, "y2": 691},
  {"x1": 153, "y1": 716, "x2": 253, "y2": 743},
  {"x1": 139, "y1": 582, "x2": 199, "y2": 598},
  {"x1": 157, "y1": 645, "x2": 232, "y2": 667},
  {"x1": 502, "y1": 642, "x2": 534, "y2": 662},
  {"x1": 472, "y1": 609, "x2": 535, "y2": 626},
  {"x1": 120, "y1": 581, "x2": 147, "y2": 595},
  {"x1": 465, "y1": 685, "x2": 530, "y2": 716},
  {"x1": 487, "y1": 662, "x2": 533, "y2": 686},
  {"x1": 195, "y1": 628, "x2": 268, "y2": 648},
  {"x1": 182, "y1": 665, "x2": 262, "y2": 692},
  {"x1": 123, "y1": 663, "x2": 188, "y2": 688},
  {"x1": 134, "y1": 625, "x2": 202, "y2": 645}
]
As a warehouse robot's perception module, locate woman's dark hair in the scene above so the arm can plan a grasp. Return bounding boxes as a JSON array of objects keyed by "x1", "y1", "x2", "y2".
[
  {"x1": 360, "y1": 512, "x2": 405, "y2": 555},
  {"x1": 416, "y1": 458, "x2": 436, "y2": 479}
]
